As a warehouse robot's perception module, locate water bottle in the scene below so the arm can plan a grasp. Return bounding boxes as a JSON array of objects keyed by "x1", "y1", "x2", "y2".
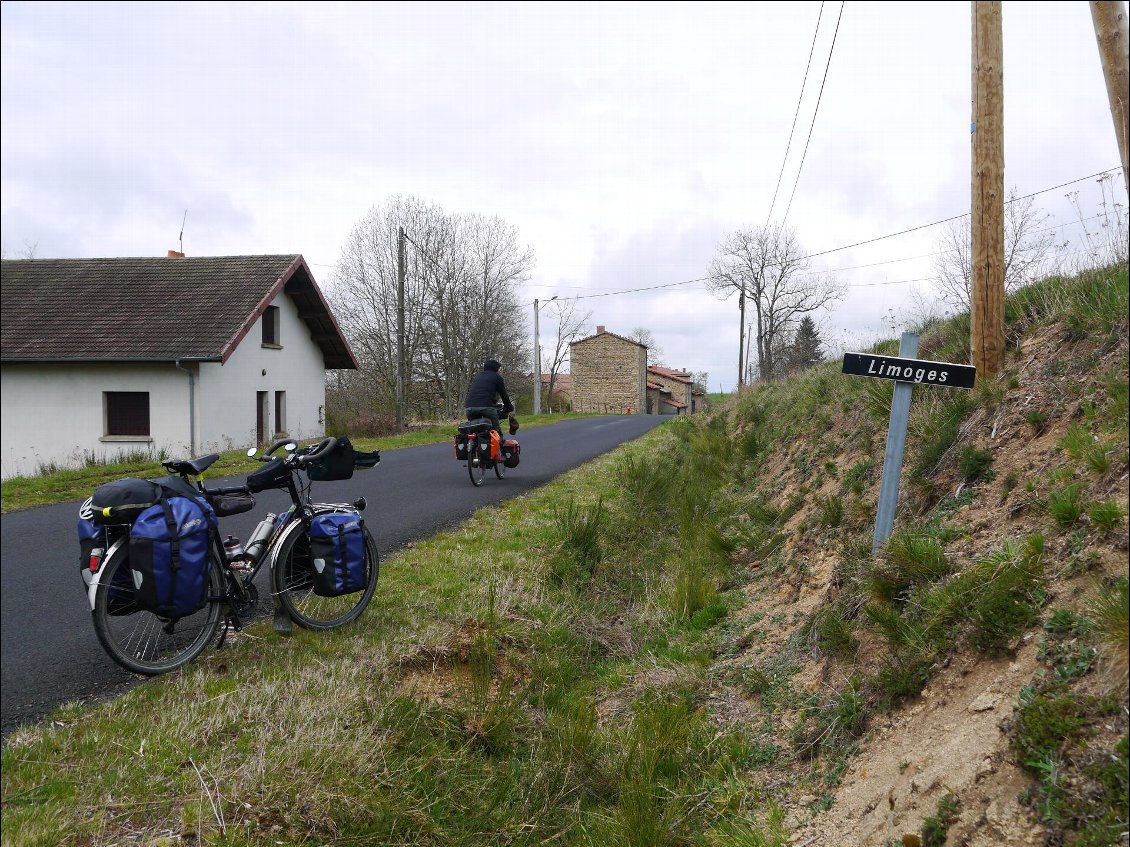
[
  {"x1": 243, "y1": 513, "x2": 277, "y2": 563},
  {"x1": 223, "y1": 534, "x2": 244, "y2": 559}
]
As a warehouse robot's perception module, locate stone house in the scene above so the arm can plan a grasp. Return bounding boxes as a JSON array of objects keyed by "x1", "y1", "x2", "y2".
[
  {"x1": 569, "y1": 326, "x2": 647, "y2": 414},
  {"x1": 647, "y1": 365, "x2": 707, "y2": 415}
]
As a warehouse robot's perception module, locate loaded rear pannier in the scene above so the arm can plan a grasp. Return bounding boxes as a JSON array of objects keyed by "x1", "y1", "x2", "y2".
[
  {"x1": 129, "y1": 495, "x2": 217, "y2": 618},
  {"x1": 308, "y1": 511, "x2": 367, "y2": 596},
  {"x1": 502, "y1": 439, "x2": 521, "y2": 468}
]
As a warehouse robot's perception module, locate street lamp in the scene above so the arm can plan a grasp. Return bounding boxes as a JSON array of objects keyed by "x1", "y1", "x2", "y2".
[{"x1": 533, "y1": 295, "x2": 558, "y2": 415}]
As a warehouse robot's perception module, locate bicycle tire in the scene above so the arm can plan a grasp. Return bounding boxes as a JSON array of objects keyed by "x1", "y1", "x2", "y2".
[
  {"x1": 468, "y1": 452, "x2": 485, "y2": 486},
  {"x1": 494, "y1": 457, "x2": 506, "y2": 479},
  {"x1": 91, "y1": 548, "x2": 225, "y2": 676},
  {"x1": 273, "y1": 523, "x2": 379, "y2": 630}
]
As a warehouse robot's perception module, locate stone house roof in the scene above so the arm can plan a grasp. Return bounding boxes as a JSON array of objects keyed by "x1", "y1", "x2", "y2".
[
  {"x1": 573, "y1": 325, "x2": 647, "y2": 348},
  {"x1": 647, "y1": 365, "x2": 693, "y2": 383},
  {"x1": 0, "y1": 254, "x2": 357, "y2": 368}
]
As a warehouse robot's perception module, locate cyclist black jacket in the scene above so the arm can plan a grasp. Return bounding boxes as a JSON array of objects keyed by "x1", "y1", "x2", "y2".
[{"x1": 465, "y1": 362, "x2": 513, "y2": 413}]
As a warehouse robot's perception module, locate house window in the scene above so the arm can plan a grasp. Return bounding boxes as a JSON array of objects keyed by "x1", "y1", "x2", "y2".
[
  {"x1": 105, "y1": 392, "x2": 150, "y2": 436},
  {"x1": 262, "y1": 305, "x2": 280, "y2": 346},
  {"x1": 274, "y1": 391, "x2": 286, "y2": 436}
]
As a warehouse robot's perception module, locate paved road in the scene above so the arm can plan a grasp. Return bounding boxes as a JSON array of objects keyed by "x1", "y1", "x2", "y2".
[{"x1": 1, "y1": 415, "x2": 665, "y2": 736}]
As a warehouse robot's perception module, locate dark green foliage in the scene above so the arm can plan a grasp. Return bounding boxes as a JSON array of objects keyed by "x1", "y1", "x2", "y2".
[
  {"x1": 1048, "y1": 482, "x2": 1085, "y2": 527},
  {"x1": 921, "y1": 793, "x2": 961, "y2": 847},
  {"x1": 1025, "y1": 409, "x2": 1049, "y2": 434},
  {"x1": 782, "y1": 315, "x2": 825, "y2": 375},
  {"x1": 870, "y1": 532, "x2": 951, "y2": 603},
  {"x1": 551, "y1": 496, "x2": 606, "y2": 586},
  {"x1": 957, "y1": 445, "x2": 994, "y2": 482},
  {"x1": 910, "y1": 393, "x2": 975, "y2": 479}
]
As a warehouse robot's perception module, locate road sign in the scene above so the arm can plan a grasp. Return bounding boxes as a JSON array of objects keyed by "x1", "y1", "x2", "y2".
[{"x1": 842, "y1": 352, "x2": 976, "y2": 390}]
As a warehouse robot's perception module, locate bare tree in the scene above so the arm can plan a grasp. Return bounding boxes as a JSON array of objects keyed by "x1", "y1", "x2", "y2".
[
  {"x1": 932, "y1": 188, "x2": 1056, "y2": 309},
  {"x1": 330, "y1": 196, "x2": 535, "y2": 423},
  {"x1": 543, "y1": 299, "x2": 591, "y2": 411},
  {"x1": 628, "y1": 326, "x2": 664, "y2": 365},
  {"x1": 709, "y1": 224, "x2": 843, "y2": 383}
]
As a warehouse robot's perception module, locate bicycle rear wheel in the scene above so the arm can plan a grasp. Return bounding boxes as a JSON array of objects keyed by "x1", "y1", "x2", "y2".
[
  {"x1": 468, "y1": 450, "x2": 486, "y2": 486},
  {"x1": 494, "y1": 457, "x2": 506, "y2": 479},
  {"x1": 273, "y1": 525, "x2": 379, "y2": 630},
  {"x1": 91, "y1": 548, "x2": 225, "y2": 675}
]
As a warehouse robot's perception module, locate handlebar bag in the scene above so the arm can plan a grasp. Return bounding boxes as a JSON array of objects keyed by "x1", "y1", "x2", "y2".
[
  {"x1": 247, "y1": 457, "x2": 290, "y2": 492},
  {"x1": 502, "y1": 439, "x2": 521, "y2": 468},
  {"x1": 306, "y1": 436, "x2": 356, "y2": 482},
  {"x1": 129, "y1": 495, "x2": 217, "y2": 618},
  {"x1": 90, "y1": 478, "x2": 163, "y2": 525},
  {"x1": 308, "y1": 512, "x2": 367, "y2": 596}
]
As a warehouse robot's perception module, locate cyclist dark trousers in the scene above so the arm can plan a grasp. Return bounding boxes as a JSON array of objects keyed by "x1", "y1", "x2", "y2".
[{"x1": 466, "y1": 406, "x2": 504, "y2": 446}]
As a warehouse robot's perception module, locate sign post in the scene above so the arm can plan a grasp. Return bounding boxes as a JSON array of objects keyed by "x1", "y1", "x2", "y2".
[{"x1": 841, "y1": 334, "x2": 977, "y2": 553}]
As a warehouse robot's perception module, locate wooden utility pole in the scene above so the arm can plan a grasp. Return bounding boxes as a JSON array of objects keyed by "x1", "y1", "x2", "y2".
[
  {"x1": 971, "y1": 1, "x2": 1005, "y2": 379},
  {"x1": 396, "y1": 226, "x2": 407, "y2": 431},
  {"x1": 737, "y1": 287, "x2": 746, "y2": 389},
  {"x1": 1090, "y1": 1, "x2": 1130, "y2": 194}
]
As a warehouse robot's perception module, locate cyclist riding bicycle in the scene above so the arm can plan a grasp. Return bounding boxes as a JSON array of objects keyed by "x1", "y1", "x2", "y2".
[{"x1": 464, "y1": 358, "x2": 514, "y2": 446}]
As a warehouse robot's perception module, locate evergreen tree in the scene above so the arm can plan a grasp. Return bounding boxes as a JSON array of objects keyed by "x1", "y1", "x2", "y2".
[{"x1": 785, "y1": 315, "x2": 824, "y2": 374}]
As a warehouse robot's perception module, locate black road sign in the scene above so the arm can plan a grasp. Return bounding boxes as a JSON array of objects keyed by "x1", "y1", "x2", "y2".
[{"x1": 842, "y1": 352, "x2": 976, "y2": 389}]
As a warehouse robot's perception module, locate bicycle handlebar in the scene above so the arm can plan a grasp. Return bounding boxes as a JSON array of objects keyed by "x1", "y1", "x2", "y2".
[
  {"x1": 296, "y1": 436, "x2": 338, "y2": 466},
  {"x1": 263, "y1": 438, "x2": 297, "y2": 457}
]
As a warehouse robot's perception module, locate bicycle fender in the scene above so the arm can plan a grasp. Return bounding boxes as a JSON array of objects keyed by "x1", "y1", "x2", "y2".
[
  {"x1": 266, "y1": 517, "x2": 308, "y2": 573},
  {"x1": 265, "y1": 504, "x2": 361, "y2": 573},
  {"x1": 86, "y1": 536, "x2": 128, "y2": 611}
]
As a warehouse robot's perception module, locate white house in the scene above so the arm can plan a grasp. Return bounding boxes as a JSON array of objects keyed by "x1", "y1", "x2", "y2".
[{"x1": 0, "y1": 254, "x2": 357, "y2": 479}]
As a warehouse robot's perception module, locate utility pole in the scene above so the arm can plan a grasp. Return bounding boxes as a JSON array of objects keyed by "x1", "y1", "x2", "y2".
[
  {"x1": 533, "y1": 299, "x2": 542, "y2": 416},
  {"x1": 396, "y1": 226, "x2": 406, "y2": 432},
  {"x1": 737, "y1": 287, "x2": 746, "y2": 389},
  {"x1": 532, "y1": 295, "x2": 557, "y2": 415},
  {"x1": 971, "y1": 1, "x2": 1005, "y2": 379},
  {"x1": 1090, "y1": 1, "x2": 1130, "y2": 194}
]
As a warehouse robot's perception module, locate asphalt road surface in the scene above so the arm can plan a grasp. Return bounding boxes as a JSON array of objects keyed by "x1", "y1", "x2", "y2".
[{"x1": 0, "y1": 415, "x2": 665, "y2": 737}]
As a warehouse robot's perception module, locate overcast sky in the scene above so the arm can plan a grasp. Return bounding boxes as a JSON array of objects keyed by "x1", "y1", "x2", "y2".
[{"x1": 2, "y1": 1, "x2": 1125, "y2": 391}]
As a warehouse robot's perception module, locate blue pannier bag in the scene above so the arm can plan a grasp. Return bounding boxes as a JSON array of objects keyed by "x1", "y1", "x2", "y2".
[
  {"x1": 308, "y1": 512, "x2": 367, "y2": 597},
  {"x1": 129, "y1": 496, "x2": 217, "y2": 618}
]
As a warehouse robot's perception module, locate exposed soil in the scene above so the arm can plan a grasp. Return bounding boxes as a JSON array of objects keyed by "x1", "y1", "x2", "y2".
[{"x1": 719, "y1": 322, "x2": 1128, "y2": 846}]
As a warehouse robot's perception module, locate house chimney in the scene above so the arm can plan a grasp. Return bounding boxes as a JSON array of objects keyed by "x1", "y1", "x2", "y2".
[
  {"x1": 168, "y1": 249, "x2": 185, "y2": 258},
  {"x1": 596, "y1": 325, "x2": 605, "y2": 334}
]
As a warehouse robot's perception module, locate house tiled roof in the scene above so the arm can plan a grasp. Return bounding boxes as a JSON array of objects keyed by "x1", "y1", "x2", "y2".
[
  {"x1": 648, "y1": 365, "x2": 692, "y2": 383},
  {"x1": 0, "y1": 255, "x2": 357, "y2": 368},
  {"x1": 572, "y1": 327, "x2": 646, "y2": 348}
]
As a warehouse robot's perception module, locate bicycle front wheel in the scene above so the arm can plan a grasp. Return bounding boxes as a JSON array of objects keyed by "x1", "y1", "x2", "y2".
[
  {"x1": 91, "y1": 548, "x2": 225, "y2": 675},
  {"x1": 273, "y1": 525, "x2": 379, "y2": 630}
]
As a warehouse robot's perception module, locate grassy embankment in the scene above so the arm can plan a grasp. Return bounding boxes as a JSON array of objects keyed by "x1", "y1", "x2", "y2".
[{"x1": 1, "y1": 265, "x2": 1126, "y2": 846}]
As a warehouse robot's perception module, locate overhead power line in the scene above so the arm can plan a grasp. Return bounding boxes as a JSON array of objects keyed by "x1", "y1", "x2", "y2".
[
  {"x1": 782, "y1": 0, "x2": 845, "y2": 225},
  {"x1": 764, "y1": 2, "x2": 826, "y2": 226}
]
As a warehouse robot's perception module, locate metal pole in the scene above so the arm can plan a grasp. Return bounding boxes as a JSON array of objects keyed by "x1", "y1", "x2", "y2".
[
  {"x1": 533, "y1": 299, "x2": 541, "y2": 415},
  {"x1": 873, "y1": 332, "x2": 920, "y2": 554}
]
